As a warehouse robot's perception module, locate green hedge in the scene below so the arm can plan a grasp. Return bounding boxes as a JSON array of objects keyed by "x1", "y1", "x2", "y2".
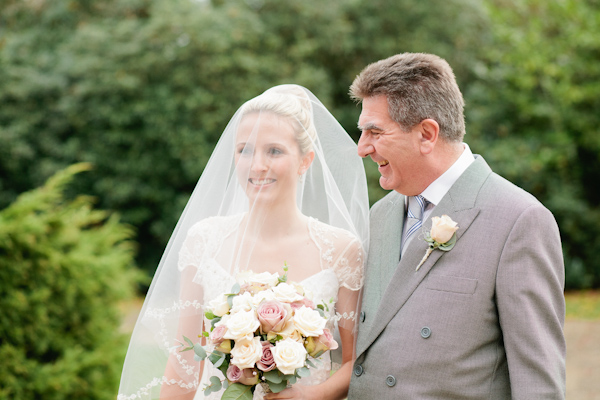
[{"x1": 0, "y1": 164, "x2": 140, "y2": 400}]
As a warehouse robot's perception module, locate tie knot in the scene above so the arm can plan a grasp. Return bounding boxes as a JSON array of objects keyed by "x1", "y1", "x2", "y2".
[{"x1": 407, "y1": 195, "x2": 427, "y2": 221}]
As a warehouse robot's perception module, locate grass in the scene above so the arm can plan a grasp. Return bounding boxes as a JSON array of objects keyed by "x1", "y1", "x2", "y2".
[{"x1": 565, "y1": 290, "x2": 600, "y2": 320}]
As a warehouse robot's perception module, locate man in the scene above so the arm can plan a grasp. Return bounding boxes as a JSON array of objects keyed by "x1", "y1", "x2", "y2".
[{"x1": 347, "y1": 53, "x2": 566, "y2": 399}]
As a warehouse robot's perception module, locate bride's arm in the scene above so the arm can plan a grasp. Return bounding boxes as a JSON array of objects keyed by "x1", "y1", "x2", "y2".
[{"x1": 160, "y1": 252, "x2": 206, "y2": 399}]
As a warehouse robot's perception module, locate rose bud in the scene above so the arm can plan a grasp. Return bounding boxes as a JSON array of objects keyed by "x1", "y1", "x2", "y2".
[
  {"x1": 305, "y1": 328, "x2": 338, "y2": 358},
  {"x1": 226, "y1": 364, "x2": 243, "y2": 383},
  {"x1": 238, "y1": 368, "x2": 260, "y2": 386},
  {"x1": 430, "y1": 215, "x2": 458, "y2": 243},
  {"x1": 215, "y1": 339, "x2": 232, "y2": 354},
  {"x1": 257, "y1": 341, "x2": 277, "y2": 372},
  {"x1": 209, "y1": 325, "x2": 227, "y2": 345}
]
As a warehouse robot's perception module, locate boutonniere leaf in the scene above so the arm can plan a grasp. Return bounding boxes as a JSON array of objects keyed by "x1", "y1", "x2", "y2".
[{"x1": 416, "y1": 215, "x2": 459, "y2": 271}]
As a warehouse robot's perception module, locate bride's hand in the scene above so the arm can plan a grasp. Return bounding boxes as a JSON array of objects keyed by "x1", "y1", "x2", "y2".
[{"x1": 263, "y1": 385, "x2": 322, "y2": 400}]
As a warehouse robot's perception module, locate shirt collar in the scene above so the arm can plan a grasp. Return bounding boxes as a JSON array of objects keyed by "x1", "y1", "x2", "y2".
[{"x1": 420, "y1": 142, "x2": 475, "y2": 206}]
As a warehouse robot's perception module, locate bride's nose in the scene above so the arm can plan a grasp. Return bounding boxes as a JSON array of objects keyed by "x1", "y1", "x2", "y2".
[{"x1": 250, "y1": 153, "x2": 268, "y2": 172}]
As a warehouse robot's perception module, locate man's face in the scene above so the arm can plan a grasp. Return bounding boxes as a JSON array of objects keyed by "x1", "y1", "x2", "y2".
[{"x1": 357, "y1": 95, "x2": 424, "y2": 195}]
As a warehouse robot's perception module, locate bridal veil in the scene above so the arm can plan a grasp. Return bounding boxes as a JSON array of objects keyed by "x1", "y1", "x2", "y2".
[{"x1": 118, "y1": 84, "x2": 369, "y2": 399}]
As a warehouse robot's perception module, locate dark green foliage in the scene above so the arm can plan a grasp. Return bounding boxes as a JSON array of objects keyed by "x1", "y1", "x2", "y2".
[
  {"x1": 1, "y1": 0, "x2": 599, "y2": 288},
  {"x1": 0, "y1": 164, "x2": 140, "y2": 399},
  {"x1": 466, "y1": 0, "x2": 600, "y2": 288}
]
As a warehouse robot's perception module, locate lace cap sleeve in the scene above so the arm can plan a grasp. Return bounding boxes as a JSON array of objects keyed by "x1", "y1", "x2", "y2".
[
  {"x1": 332, "y1": 233, "x2": 365, "y2": 291},
  {"x1": 310, "y1": 218, "x2": 365, "y2": 291}
]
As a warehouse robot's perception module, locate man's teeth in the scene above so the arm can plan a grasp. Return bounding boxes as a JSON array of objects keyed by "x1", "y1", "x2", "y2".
[
  {"x1": 378, "y1": 160, "x2": 390, "y2": 167},
  {"x1": 250, "y1": 179, "x2": 275, "y2": 185}
]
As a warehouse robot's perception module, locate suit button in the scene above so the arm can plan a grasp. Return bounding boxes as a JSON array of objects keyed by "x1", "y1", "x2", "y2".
[
  {"x1": 353, "y1": 364, "x2": 364, "y2": 377},
  {"x1": 386, "y1": 375, "x2": 396, "y2": 387},
  {"x1": 421, "y1": 326, "x2": 432, "y2": 339},
  {"x1": 360, "y1": 311, "x2": 366, "y2": 323}
]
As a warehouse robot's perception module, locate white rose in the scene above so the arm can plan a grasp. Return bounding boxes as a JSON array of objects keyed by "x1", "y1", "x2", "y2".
[
  {"x1": 235, "y1": 270, "x2": 256, "y2": 285},
  {"x1": 430, "y1": 215, "x2": 459, "y2": 243},
  {"x1": 223, "y1": 310, "x2": 260, "y2": 341},
  {"x1": 231, "y1": 291, "x2": 255, "y2": 314},
  {"x1": 252, "y1": 289, "x2": 276, "y2": 307},
  {"x1": 230, "y1": 336, "x2": 263, "y2": 369},
  {"x1": 292, "y1": 306, "x2": 326, "y2": 337},
  {"x1": 248, "y1": 271, "x2": 280, "y2": 287},
  {"x1": 272, "y1": 283, "x2": 303, "y2": 303},
  {"x1": 272, "y1": 338, "x2": 307, "y2": 375},
  {"x1": 208, "y1": 294, "x2": 231, "y2": 317}
]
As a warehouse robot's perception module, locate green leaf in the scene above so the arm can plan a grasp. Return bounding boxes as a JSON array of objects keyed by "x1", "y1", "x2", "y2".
[
  {"x1": 213, "y1": 352, "x2": 226, "y2": 368},
  {"x1": 305, "y1": 359, "x2": 317, "y2": 369},
  {"x1": 208, "y1": 350, "x2": 225, "y2": 365},
  {"x1": 263, "y1": 370, "x2": 283, "y2": 383},
  {"x1": 184, "y1": 336, "x2": 194, "y2": 347},
  {"x1": 205, "y1": 310, "x2": 217, "y2": 320},
  {"x1": 209, "y1": 376, "x2": 222, "y2": 391},
  {"x1": 296, "y1": 367, "x2": 311, "y2": 377},
  {"x1": 266, "y1": 380, "x2": 288, "y2": 393},
  {"x1": 194, "y1": 344, "x2": 207, "y2": 360},
  {"x1": 211, "y1": 317, "x2": 222, "y2": 329},
  {"x1": 221, "y1": 383, "x2": 253, "y2": 400}
]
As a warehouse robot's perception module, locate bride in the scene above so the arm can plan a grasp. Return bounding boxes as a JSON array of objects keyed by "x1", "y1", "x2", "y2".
[{"x1": 118, "y1": 84, "x2": 369, "y2": 400}]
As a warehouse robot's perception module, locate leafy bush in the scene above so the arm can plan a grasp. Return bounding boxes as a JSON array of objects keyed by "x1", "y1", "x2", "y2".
[{"x1": 0, "y1": 164, "x2": 140, "y2": 400}]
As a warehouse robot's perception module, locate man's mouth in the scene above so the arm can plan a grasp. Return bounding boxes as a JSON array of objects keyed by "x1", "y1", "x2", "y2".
[{"x1": 377, "y1": 160, "x2": 389, "y2": 167}]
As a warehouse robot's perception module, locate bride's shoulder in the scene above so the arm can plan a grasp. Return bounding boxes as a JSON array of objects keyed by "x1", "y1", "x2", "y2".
[{"x1": 308, "y1": 217, "x2": 361, "y2": 248}]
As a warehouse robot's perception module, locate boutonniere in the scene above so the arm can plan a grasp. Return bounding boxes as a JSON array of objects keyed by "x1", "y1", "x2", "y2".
[{"x1": 416, "y1": 215, "x2": 459, "y2": 271}]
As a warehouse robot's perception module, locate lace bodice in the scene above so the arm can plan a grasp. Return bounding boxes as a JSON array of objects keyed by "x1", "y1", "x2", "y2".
[{"x1": 177, "y1": 214, "x2": 364, "y2": 399}]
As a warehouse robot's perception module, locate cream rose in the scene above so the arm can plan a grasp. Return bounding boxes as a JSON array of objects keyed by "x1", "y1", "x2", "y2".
[
  {"x1": 252, "y1": 289, "x2": 276, "y2": 307},
  {"x1": 223, "y1": 310, "x2": 260, "y2": 341},
  {"x1": 230, "y1": 336, "x2": 263, "y2": 370},
  {"x1": 272, "y1": 338, "x2": 307, "y2": 375},
  {"x1": 207, "y1": 294, "x2": 231, "y2": 317},
  {"x1": 430, "y1": 215, "x2": 459, "y2": 243},
  {"x1": 231, "y1": 291, "x2": 255, "y2": 314},
  {"x1": 272, "y1": 283, "x2": 304, "y2": 303},
  {"x1": 247, "y1": 271, "x2": 280, "y2": 287},
  {"x1": 292, "y1": 306, "x2": 326, "y2": 337}
]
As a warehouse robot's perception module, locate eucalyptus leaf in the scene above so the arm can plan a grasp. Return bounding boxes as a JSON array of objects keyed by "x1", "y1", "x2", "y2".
[
  {"x1": 194, "y1": 344, "x2": 207, "y2": 359},
  {"x1": 209, "y1": 376, "x2": 223, "y2": 391},
  {"x1": 263, "y1": 371, "x2": 283, "y2": 383},
  {"x1": 231, "y1": 282, "x2": 241, "y2": 294},
  {"x1": 296, "y1": 367, "x2": 311, "y2": 377},
  {"x1": 213, "y1": 353, "x2": 226, "y2": 368},
  {"x1": 266, "y1": 380, "x2": 288, "y2": 393}
]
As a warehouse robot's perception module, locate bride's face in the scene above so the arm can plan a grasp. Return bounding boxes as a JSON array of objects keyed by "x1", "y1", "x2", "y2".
[{"x1": 235, "y1": 112, "x2": 312, "y2": 206}]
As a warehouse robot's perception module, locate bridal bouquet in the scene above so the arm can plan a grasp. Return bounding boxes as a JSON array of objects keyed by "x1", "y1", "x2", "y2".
[{"x1": 181, "y1": 266, "x2": 338, "y2": 399}]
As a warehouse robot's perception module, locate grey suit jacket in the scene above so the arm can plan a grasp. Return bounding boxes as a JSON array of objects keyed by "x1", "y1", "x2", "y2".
[{"x1": 348, "y1": 156, "x2": 566, "y2": 399}]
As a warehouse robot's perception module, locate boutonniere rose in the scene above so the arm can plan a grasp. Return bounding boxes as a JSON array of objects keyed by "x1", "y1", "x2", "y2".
[{"x1": 416, "y1": 215, "x2": 459, "y2": 271}]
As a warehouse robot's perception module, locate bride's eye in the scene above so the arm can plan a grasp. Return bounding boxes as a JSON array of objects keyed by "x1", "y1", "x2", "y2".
[
  {"x1": 268, "y1": 147, "x2": 283, "y2": 156},
  {"x1": 237, "y1": 145, "x2": 253, "y2": 156}
]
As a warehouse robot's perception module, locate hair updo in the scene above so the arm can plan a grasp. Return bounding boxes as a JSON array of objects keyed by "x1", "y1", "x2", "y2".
[{"x1": 241, "y1": 84, "x2": 317, "y2": 155}]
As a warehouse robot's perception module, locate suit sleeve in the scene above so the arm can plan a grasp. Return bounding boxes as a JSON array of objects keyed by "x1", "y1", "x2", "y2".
[{"x1": 496, "y1": 203, "x2": 566, "y2": 399}]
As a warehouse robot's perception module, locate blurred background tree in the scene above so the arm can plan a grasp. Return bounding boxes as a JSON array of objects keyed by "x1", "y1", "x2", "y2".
[
  {"x1": 0, "y1": 0, "x2": 598, "y2": 282},
  {"x1": 0, "y1": 164, "x2": 139, "y2": 399}
]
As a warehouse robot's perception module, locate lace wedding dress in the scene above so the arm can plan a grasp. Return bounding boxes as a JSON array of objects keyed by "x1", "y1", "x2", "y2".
[{"x1": 171, "y1": 214, "x2": 364, "y2": 400}]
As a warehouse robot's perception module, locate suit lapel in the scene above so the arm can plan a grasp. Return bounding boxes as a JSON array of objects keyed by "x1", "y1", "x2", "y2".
[{"x1": 357, "y1": 156, "x2": 492, "y2": 356}]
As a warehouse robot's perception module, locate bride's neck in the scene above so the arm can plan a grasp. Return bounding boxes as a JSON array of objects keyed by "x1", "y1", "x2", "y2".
[{"x1": 245, "y1": 202, "x2": 306, "y2": 239}]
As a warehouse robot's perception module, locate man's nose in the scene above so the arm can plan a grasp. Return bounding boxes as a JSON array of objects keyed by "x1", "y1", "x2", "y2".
[{"x1": 357, "y1": 133, "x2": 374, "y2": 158}]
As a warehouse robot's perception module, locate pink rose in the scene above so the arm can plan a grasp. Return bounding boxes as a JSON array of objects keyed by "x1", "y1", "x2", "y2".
[
  {"x1": 209, "y1": 325, "x2": 227, "y2": 345},
  {"x1": 256, "y1": 300, "x2": 292, "y2": 334},
  {"x1": 226, "y1": 364, "x2": 259, "y2": 385},
  {"x1": 290, "y1": 297, "x2": 315, "y2": 310},
  {"x1": 257, "y1": 341, "x2": 276, "y2": 372},
  {"x1": 305, "y1": 328, "x2": 338, "y2": 358}
]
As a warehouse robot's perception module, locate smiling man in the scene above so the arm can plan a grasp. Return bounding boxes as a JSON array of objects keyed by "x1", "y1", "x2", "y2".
[{"x1": 347, "y1": 53, "x2": 566, "y2": 399}]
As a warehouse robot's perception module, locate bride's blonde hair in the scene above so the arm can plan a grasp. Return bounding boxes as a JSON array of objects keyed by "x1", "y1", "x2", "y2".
[{"x1": 241, "y1": 85, "x2": 317, "y2": 155}]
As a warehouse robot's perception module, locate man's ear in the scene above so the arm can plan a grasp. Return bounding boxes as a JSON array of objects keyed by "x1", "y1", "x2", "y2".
[{"x1": 419, "y1": 119, "x2": 440, "y2": 155}]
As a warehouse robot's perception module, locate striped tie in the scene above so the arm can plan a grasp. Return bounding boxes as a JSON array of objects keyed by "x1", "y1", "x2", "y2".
[{"x1": 401, "y1": 195, "x2": 428, "y2": 256}]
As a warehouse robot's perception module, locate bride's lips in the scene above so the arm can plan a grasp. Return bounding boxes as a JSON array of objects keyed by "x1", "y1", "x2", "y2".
[{"x1": 248, "y1": 178, "x2": 276, "y2": 186}]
